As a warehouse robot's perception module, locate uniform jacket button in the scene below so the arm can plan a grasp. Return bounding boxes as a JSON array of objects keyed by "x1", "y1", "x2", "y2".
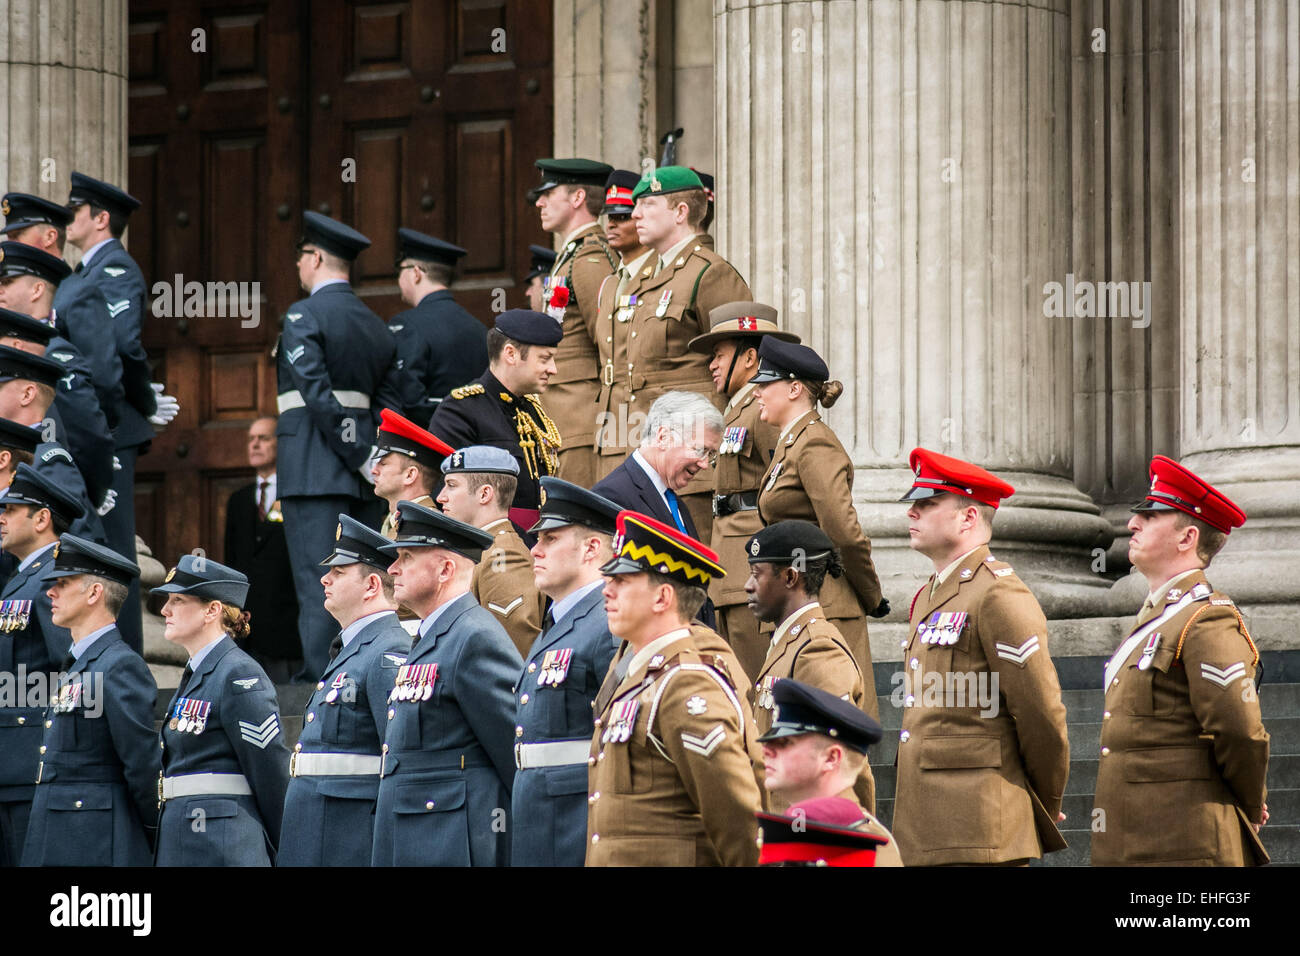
[
  {"x1": 520, "y1": 694, "x2": 529, "y2": 705},
  {"x1": 899, "y1": 639, "x2": 908, "y2": 649},
  {"x1": 388, "y1": 708, "x2": 395, "y2": 719},
  {"x1": 316, "y1": 682, "x2": 325, "y2": 691},
  {"x1": 899, "y1": 730, "x2": 911, "y2": 743},
  {"x1": 44, "y1": 720, "x2": 52, "y2": 728},
  {"x1": 909, "y1": 658, "x2": 919, "y2": 671},
  {"x1": 306, "y1": 712, "x2": 315, "y2": 722},
  {"x1": 382, "y1": 743, "x2": 389, "y2": 753},
  {"x1": 39, "y1": 745, "x2": 46, "y2": 754},
  {"x1": 426, "y1": 801, "x2": 435, "y2": 810},
  {"x1": 591, "y1": 834, "x2": 599, "y2": 843},
  {"x1": 1102, "y1": 710, "x2": 1111, "y2": 719},
  {"x1": 597, "y1": 751, "x2": 606, "y2": 761},
  {"x1": 16, "y1": 717, "x2": 24, "y2": 725},
  {"x1": 904, "y1": 695, "x2": 915, "y2": 707},
  {"x1": 75, "y1": 800, "x2": 83, "y2": 808},
  {"x1": 1100, "y1": 747, "x2": 1111, "y2": 756},
  {"x1": 294, "y1": 743, "x2": 303, "y2": 752},
  {"x1": 527, "y1": 663, "x2": 536, "y2": 673},
  {"x1": 594, "y1": 718, "x2": 603, "y2": 728},
  {"x1": 515, "y1": 726, "x2": 524, "y2": 737},
  {"x1": 587, "y1": 756, "x2": 596, "y2": 766}
]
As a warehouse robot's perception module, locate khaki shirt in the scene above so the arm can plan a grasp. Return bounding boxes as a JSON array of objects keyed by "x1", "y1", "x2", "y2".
[
  {"x1": 1091, "y1": 569, "x2": 1270, "y2": 865},
  {"x1": 892, "y1": 545, "x2": 1070, "y2": 866},
  {"x1": 470, "y1": 518, "x2": 546, "y2": 659}
]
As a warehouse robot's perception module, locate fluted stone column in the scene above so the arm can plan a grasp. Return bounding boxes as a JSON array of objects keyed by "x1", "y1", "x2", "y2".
[
  {"x1": 1171, "y1": 0, "x2": 1300, "y2": 630},
  {"x1": 0, "y1": 0, "x2": 128, "y2": 215},
  {"x1": 1070, "y1": 0, "x2": 1181, "y2": 573},
  {"x1": 716, "y1": 0, "x2": 1113, "y2": 622}
]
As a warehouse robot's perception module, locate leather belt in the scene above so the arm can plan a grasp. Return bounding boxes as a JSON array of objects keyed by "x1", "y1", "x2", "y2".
[
  {"x1": 290, "y1": 752, "x2": 381, "y2": 777},
  {"x1": 159, "y1": 772, "x2": 252, "y2": 801},
  {"x1": 713, "y1": 491, "x2": 759, "y2": 517},
  {"x1": 276, "y1": 389, "x2": 371, "y2": 413},
  {"x1": 514, "y1": 739, "x2": 590, "y2": 770}
]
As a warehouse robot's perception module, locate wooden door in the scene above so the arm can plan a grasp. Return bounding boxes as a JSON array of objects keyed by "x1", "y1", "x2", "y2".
[{"x1": 129, "y1": 0, "x2": 553, "y2": 564}]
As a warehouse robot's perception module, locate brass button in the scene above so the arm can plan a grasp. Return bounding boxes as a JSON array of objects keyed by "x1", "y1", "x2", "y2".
[
  {"x1": 1101, "y1": 747, "x2": 1111, "y2": 756},
  {"x1": 594, "y1": 718, "x2": 603, "y2": 728},
  {"x1": 909, "y1": 658, "x2": 919, "y2": 671},
  {"x1": 597, "y1": 751, "x2": 606, "y2": 761},
  {"x1": 388, "y1": 708, "x2": 395, "y2": 719},
  {"x1": 16, "y1": 717, "x2": 25, "y2": 725},
  {"x1": 899, "y1": 639, "x2": 908, "y2": 649},
  {"x1": 899, "y1": 731, "x2": 911, "y2": 743},
  {"x1": 45, "y1": 720, "x2": 52, "y2": 728},
  {"x1": 294, "y1": 743, "x2": 302, "y2": 752},
  {"x1": 520, "y1": 694, "x2": 529, "y2": 705},
  {"x1": 904, "y1": 695, "x2": 915, "y2": 707},
  {"x1": 75, "y1": 800, "x2": 83, "y2": 808},
  {"x1": 306, "y1": 713, "x2": 315, "y2": 723},
  {"x1": 1102, "y1": 710, "x2": 1111, "y2": 719},
  {"x1": 528, "y1": 663, "x2": 536, "y2": 673},
  {"x1": 587, "y1": 756, "x2": 595, "y2": 766},
  {"x1": 316, "y1": 682, "x2": 325, "y2": 691},
  {"x1": 591, "y1": 834, "x2": 600, "y2": 844},
  {"x1": 515, "y1": 726, "x2": 524, "y2": 738},
  {"x1": 426, "y1": 801, "x2": 435, "y2": 810},
  {"x1": 382, "y1": 743, "x2": 389, "y2": 753},
  {"x1": 39, "y1": 745, "x2": 46, "y2": 754}
]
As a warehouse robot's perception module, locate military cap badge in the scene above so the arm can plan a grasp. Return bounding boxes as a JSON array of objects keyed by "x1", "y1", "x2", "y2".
[
  {"x1": 335, "y1": 523, "x2": 342, "y2": 541},
  {"x1": 164, "y1": 567, "x2": 175, "y2": 583},
  {"x1": 0, "y1": 200, "x2": 8, "y2": 216}
]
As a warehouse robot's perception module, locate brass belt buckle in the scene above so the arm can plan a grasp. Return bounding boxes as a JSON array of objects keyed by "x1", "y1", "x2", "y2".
[
  {"x1": 602, "y1": 362, "x2": 615, "y2": 386},
  {"x1": 289, "y1": 751, "x2": 299, "y2": 777}
]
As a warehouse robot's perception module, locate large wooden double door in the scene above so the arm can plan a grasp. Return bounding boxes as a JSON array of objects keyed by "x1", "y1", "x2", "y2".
[{"x1": 127, "y1": 0, "x2": 553, "y2": 563}]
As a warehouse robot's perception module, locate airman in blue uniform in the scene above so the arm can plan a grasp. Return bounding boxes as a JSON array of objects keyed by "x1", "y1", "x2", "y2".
[
  {"x1": 373, "y1": 502, "x2": 521, "y2": 866},
  {"x1": 0, "y1": 466, "x2": 84, "y2": 864},
  {"x1": 153, "y1": 555, "x2": 290, "y2": 866},
  {"x1": 64, "y1": 172, "x2": 159, "y2": 654},
  {"x1": 512, "y1": 477, "x2": 621, "y2": 866},
  {"x1": 279, "y1": 515, "x2": 411, "y2": 866},
  {"x1": 22, "y1": 534, "x2": 158, "y2": 866},
  {"x1": 276, "y1": 211, "x2": 407, "y2": 681},
  {"x1": 389, "y1": 228, "x2": 488, "y2": 417}
]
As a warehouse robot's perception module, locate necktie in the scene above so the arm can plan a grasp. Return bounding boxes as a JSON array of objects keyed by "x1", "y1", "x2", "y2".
[
  {"x1": 540, "y1": 609, "x2": 555, "y2": 637},
  {"x1": 178, "y1": 663, "x2": 193, "y2": 690},
  {"x1": 664, "y1": 489, "x2": 687, "y2": 534},
  {"x1": 614, "y1": 265, "x2": 633, "y2": 302},
  {"x1": 257, "y1": 479, "x2": 269, "y2": 521},
  {"x1": 73, "y1": 261, "x2": 83, "y2": 274},
  {"x1": 60, "y1": 653, "x2": 75, "y2": 671},
  {"x1": 327, "y1": 633, "x2": 344, "y2": 661}
]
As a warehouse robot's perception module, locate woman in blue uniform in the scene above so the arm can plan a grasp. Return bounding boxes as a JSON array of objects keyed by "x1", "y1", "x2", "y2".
[{"x1": 153, "y1": 554, "x2": 290, "y2": 866}]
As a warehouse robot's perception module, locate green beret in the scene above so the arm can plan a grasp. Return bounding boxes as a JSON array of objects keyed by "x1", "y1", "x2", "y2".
[{"x1": 631, "y1": 165, "x2": 704, "y2": 202}]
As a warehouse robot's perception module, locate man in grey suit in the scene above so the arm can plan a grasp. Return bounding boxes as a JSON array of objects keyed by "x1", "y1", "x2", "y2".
[
  {"x1": 512, "y1": 477, "x2": 622, "y2": 866},
  {"x1": 373, "y1": 502, "x2": 521, "y2": 866}
]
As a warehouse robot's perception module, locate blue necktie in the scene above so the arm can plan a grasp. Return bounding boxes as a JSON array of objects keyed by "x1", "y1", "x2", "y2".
[{"x1": 664, "y1": 489, "x2": 687, "y2": 533}]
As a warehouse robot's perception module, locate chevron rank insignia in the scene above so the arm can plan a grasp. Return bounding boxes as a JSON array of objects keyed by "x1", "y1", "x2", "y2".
[
  {"x1": 105, "y1": 300, "x2": 130, "y2": 317},
  {"x1": 995, "y1": 635, "x2": 1041, "y2": 666},
  {"x1": 285, "y1": 345, "x2": 306, "y2": 364},
  {"x1": 238, "y1": 714, "x2": 280, "y2": 748},
  {"x1": 1200, "y1": 661, "x2": 1247, "y2": 688},
  {"x1": 103, "y1": 267, "x2": 126, "y2": 277},
  {"x1": 686, "y1": 695, "x2": 707, "y2": 716},
  {"x1": 681, "y1": 724, "x2": 726, "y2": 757},
  {"x1": 232, "y1": 677, "x2": 259, "y2": 689},
  {"x1": 488, "y1": 596, "x2": 524, "y2": 616}
]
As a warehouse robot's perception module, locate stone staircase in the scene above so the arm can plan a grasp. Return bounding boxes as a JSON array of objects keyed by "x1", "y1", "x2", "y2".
[{"x1": 869, "y1": 658, "x2": 1300, "y2": 866}]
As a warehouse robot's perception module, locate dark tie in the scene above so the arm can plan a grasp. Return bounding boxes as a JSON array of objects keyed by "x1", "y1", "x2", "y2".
[
  {"x1": 60, "y1": 653, "x2": 75, "y2": 671},
  {"x1": 257, "y1": 479, "x2": 269, "y2": 521},
  {"x1": 178, "y1": 664, "x2": 193, "y2": 691},
  {"x1": 664, "y1": 489, "x2": 687, "y2": 533},
  {"x1": 73, "y1": 261, "x2": 83, "y2": 274},
  {"x1": 540, "y1": 609, "x2": 555, "y2": 637},
  {"x1": 327, "y1": 634, "x2": 344, "y2": 661}
]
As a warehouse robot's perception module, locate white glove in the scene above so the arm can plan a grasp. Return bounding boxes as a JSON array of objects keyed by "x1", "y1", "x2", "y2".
[
  {"x1": 149, "y1": 383, "x2": 180, "y2": 426},
  {"x1": 112, "y1": 456, "x2": 122, "y2": 472},
  {"x1": 96, "y1": 489, "x2": 118, "y2": 517},
  {"x1": 358, "y1": 445, "x2": 380, "y2": 486}
]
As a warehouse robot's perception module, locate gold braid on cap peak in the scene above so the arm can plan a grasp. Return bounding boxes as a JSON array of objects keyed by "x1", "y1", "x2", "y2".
[
  {"x1": 515, "y1": 396, "x2": 561, "y2": 479},
  {"x1": 619, "y1": 539, "x2": 714, "y2": 584}
]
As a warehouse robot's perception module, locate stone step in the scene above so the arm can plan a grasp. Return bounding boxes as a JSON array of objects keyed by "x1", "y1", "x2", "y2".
[{"x1": 1262, "y1": 683, "x2": 1300, "y2": 717}]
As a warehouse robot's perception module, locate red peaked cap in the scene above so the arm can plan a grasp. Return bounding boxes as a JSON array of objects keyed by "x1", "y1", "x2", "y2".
[
  {"x1": 377, "y1": 408, "x2": 455, "y2": 470},
  {"x1": 900, "y1": 448, "x2": 1015, "y2": 509},
  {"x1": 756, "y1": 797, "x2": 887, "y2": 867},
  {"x1": 1132, "y1": 455, "x2": 1246, "y2": 534}
]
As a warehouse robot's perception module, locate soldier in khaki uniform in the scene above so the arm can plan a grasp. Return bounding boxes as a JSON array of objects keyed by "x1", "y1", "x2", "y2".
[
  {"x1": 533, "y1": 158, "x2": 618, "y2": 489},
  {"x1": 593, "y1": 170, "x2": 655, "y2": 482},
  {"x1": 617, "y1": 167, "x2": 753, "y2": 542},
  {"x1": 436, "y1": 445, "x2": 545, "y2": 659},
  {"x1": 757, "y1": 679, "x2": 901, "y2": 866},
  {"x1": 587, "y1": 510, "x2": 763, "y2": 866},
  {"x1": 369, "y1": 408, "x2": 454, "y2": 539},
  {"x1": 892, "y1": 449, "x2": 1070, "y2": 866},
  {"x1": 1092, "y1": 455, "x2": 1270, "y2": 866},
  {"x1": 750, "y1": 338, "x2": 888, "y2": 716},
  {"x1": 744, "y1": 520, "x2": 876, "y2": 813},
  {"x1": 685, "y1": 301, "x2": 798, "y2": 680}
]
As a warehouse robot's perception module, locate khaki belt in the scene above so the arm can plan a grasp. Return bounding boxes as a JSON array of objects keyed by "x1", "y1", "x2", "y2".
[
  {"x1": 160, "y1": 772, "x2": 252, "y2": 801},
  {"x1": 514, "y1": 739, "x2": 591, "y2": 770},
  {"x1": 276, "y1": 389, "x2": 371, "y2": 413},
  {"x1": 290, "y1": 752, "x2": 381, "y2": 777}
]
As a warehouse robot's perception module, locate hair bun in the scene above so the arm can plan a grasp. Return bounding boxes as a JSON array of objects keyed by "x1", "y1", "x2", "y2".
[{"x1": 820, "y1": 380, "x2": 844, "y2": 409}]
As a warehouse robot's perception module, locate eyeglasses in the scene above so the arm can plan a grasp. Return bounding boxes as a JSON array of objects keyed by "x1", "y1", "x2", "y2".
[
  {"x1": 296, "y1": 246, "x2": 321, "y2": 262},
  {"x1": 685, "y1": 445, "x2": 718, "y2": 466},
  {"x1": 607, "y1": 213, "x2": 632, "y2": 224}
]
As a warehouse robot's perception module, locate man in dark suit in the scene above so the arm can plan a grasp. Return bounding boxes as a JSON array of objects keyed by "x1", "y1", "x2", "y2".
[
  {"x1": 389, "y1": 228, "x2": 488, "y2": 418},
  {"x1": 224, "y1": 415, "x2": 301, "y2": 683},
  {"x1": 63, "y1": 172, "x2": 160, "y2": 655},
  {"x1": 591, "y1": 389, "x2": 724, "y2": 538},
  {"x1": 512, "y1": 477, "x2": 620, "y2": 866},
  {"x1": 373, "y1": 502, "x2": 521, "y2": 866},
  {"x1": 276, "y1": 211, "x2": 406, "y2": 681},
  {"x1": 0, "y1": 464, "x2": 83, "y2": 865}
]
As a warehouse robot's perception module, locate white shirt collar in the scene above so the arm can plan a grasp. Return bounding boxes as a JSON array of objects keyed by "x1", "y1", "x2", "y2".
[
  {"x1": 631, "y1": 448, "x2": 670, "y2": 498},
  {"x1": 78, "y1": 238, "x2": 114, "y2": 270},
  {"x1": 657, "y1": 234, "x2": 696, "y2": 273},
  {"x1": 549, "y1": 579, "x2": 604, "y2": 625},
  {"x1": 770, "y1": 601, "x2": 821, "y2": 649},
  {"x1": 187, "y1": 634, "x2": 227, "y2": 672},
  {"x1": 70, "y1": 622, "x2": 116, "y2": 661},
  {"x1": 418, "y1": 594, "x2": 462, "y2": 640},
  {"x1": 310, "y1": 277, "x2": 349, "y2": 295},
  {"x1": 620, "y1": 249, "x2": 653, "y2": 276},
  {"x1": 340, "y1": 609, "x2": 397, "y2": 649},
  {"x1": 1146, "y1": 568, "x2": 1202, "y2": 607},
  {"x1": 16, "y1": 540, "x2": 56, "y2": 575},
  {"x1": 626, "y1": 627, "x2": 690, "y2": 676}
]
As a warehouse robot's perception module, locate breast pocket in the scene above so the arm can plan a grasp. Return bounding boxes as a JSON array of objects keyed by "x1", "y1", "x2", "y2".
[
  {"x1": 641, "y1": 302, "x2": 688, "y2": 357},
  {"x1": 1123, "y1": 644, "x2": 1178, "y2": 717}
]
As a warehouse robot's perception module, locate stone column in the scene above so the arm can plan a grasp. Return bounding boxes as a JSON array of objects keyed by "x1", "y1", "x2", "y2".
[
  {"x1": 1174, "y1": 0, "x2": 1300, "y2": 628},
  {"x1": 716, "y1": 0, "x2": 1113, "y2": 620},
  {"x1": 1070, "y1": 0, "x2": 1181, "y2": 574},
  {"x1": 0, "y1": 0, "x2": 128, "y2": 213}
]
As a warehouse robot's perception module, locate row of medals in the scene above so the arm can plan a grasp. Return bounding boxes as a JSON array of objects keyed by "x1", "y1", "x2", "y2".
[
  {"x1": 0, "y1": 600, "x2": 32, "y2": 632},
  {"x1": 169, "y1": 700, "x2": 211, "y2": 735},
  {"x1": 388, "y1": 664, "x2": 436, "y2": 703}
]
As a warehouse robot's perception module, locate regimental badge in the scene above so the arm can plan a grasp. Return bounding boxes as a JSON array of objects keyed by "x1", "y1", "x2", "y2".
[
  {"x1": 389, "y1": 662, "x2": 438, "y2": 703},
  {"x1": 756, "y1": 675, "x2": 778, "y2": 710},
  {"x1": 960, "y1": 568, "x2": 973, "y2": 579},
  {"x1": 1137, "y1": 632, "x2": 1161, "y2": 671},
  {"x1": 538, "y1": 484, "x2": 547, "y2": 507},
  {"x1": 749, "y1": 538, "x2": 761, "y2": 557},
  {"x1": 0, "y1": 199, "x2": 9, "y2": 216},
  {"x1": 603, "y1": 698, "x2": 640, "y2": 743},
  {"x1": 917, "y1": 611, "x2": 969, "y2": 646},
  {"x1": 1167, "y1": 588, "x2": 1183, "y2": 601},
  {"x1": 686, "y1": 695, "x2": 707, "y2": 716},
  {"x1": 737, "y1": 316, "x2": 758, "y2": 331},
  {"x1": 164, "y1": 567, "x2": 176, "y2": 583},
  {"x1": 536, "y1": 648, "x2": 573, "y2": 687}
]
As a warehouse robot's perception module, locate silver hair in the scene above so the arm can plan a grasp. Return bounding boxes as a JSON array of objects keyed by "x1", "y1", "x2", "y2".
[{"x1": 640, "y1": 390, "x2": 724, "y2": 449}]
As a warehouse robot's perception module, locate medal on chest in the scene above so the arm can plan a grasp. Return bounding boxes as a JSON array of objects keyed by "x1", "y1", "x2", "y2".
[
  {"x1": 720, "y1": 426, "x2": 748, "y2": 456},
  {"x1": 764, "y1": 461, "x2": 784, "y2": 491},
  {"x1": 1137, "y1": 632, "x2": 1160, "y2": 671},
  {"x1": 537, "y1": 648, "x2": 573, "y2": 687},
  {"x1": 325, "y1": 671, "x2": 348, "y2": 704},
  {"x1": 616, "y1": 294, "x2": 638, "y2": 322},
  {"x1": 655, "y1": 289, "x2": 672, "y2": 317},
  {"x1": 390, "y1": 663, "x2": 437, "y2": 703},
  {"x1": 917, "y1": 611, "x2": 968, "y2": 646},
  {"x1": 169, "y1": 696, "x2": 211, "y2": 734},
  {"x1": 53, "y1": 680, "x2": 84, "y2": 713},
  {"x1": 602, "y1": 698, "x2": 640, "y2": 744},
  {"x1": 756, "y1": 675, "x2": 778, "y2": 710},
  {"x1": 0, "y1": 599, "x2": 32, "y2": 632}
]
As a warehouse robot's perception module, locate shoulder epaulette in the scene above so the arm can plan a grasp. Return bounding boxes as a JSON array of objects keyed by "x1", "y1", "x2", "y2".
[
  {"x1": 450, "y1": 383, "x2": 485, "y2": 399},
  {"x1": 1173, "y1": 593, "x2": 1259, "y2": 666}
]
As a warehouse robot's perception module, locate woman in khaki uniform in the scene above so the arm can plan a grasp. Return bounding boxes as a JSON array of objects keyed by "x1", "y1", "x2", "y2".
[{"x1": 749, "y1": 338, "x2": 887, "y2": 718}]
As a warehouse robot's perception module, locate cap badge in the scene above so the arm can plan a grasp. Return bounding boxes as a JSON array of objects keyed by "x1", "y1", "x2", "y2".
[
  {"x1": 749, "y1": 539, "x2": 761, "y2": 556},
  {"x1": 737, "y1": 316, "x2": 757, "y2": 331},
  {"x1": 164, "y1": 568, "x2": 176, "y2": 583},
  {"x1": 651, "y1": 176, "x2": 662, "y2": 191},
  {"x1": 335, "y1": 523, "x2": 342, "y2": 541},
  {"x1": 0, "y1": 200, "x2": 8, "y2": 216},
  {"x1": 686, "y1": 695, "x2": 707, "y2": 716},
  {"x1": 538, "y1": 485, "x2": 547, "y2": 507}
]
